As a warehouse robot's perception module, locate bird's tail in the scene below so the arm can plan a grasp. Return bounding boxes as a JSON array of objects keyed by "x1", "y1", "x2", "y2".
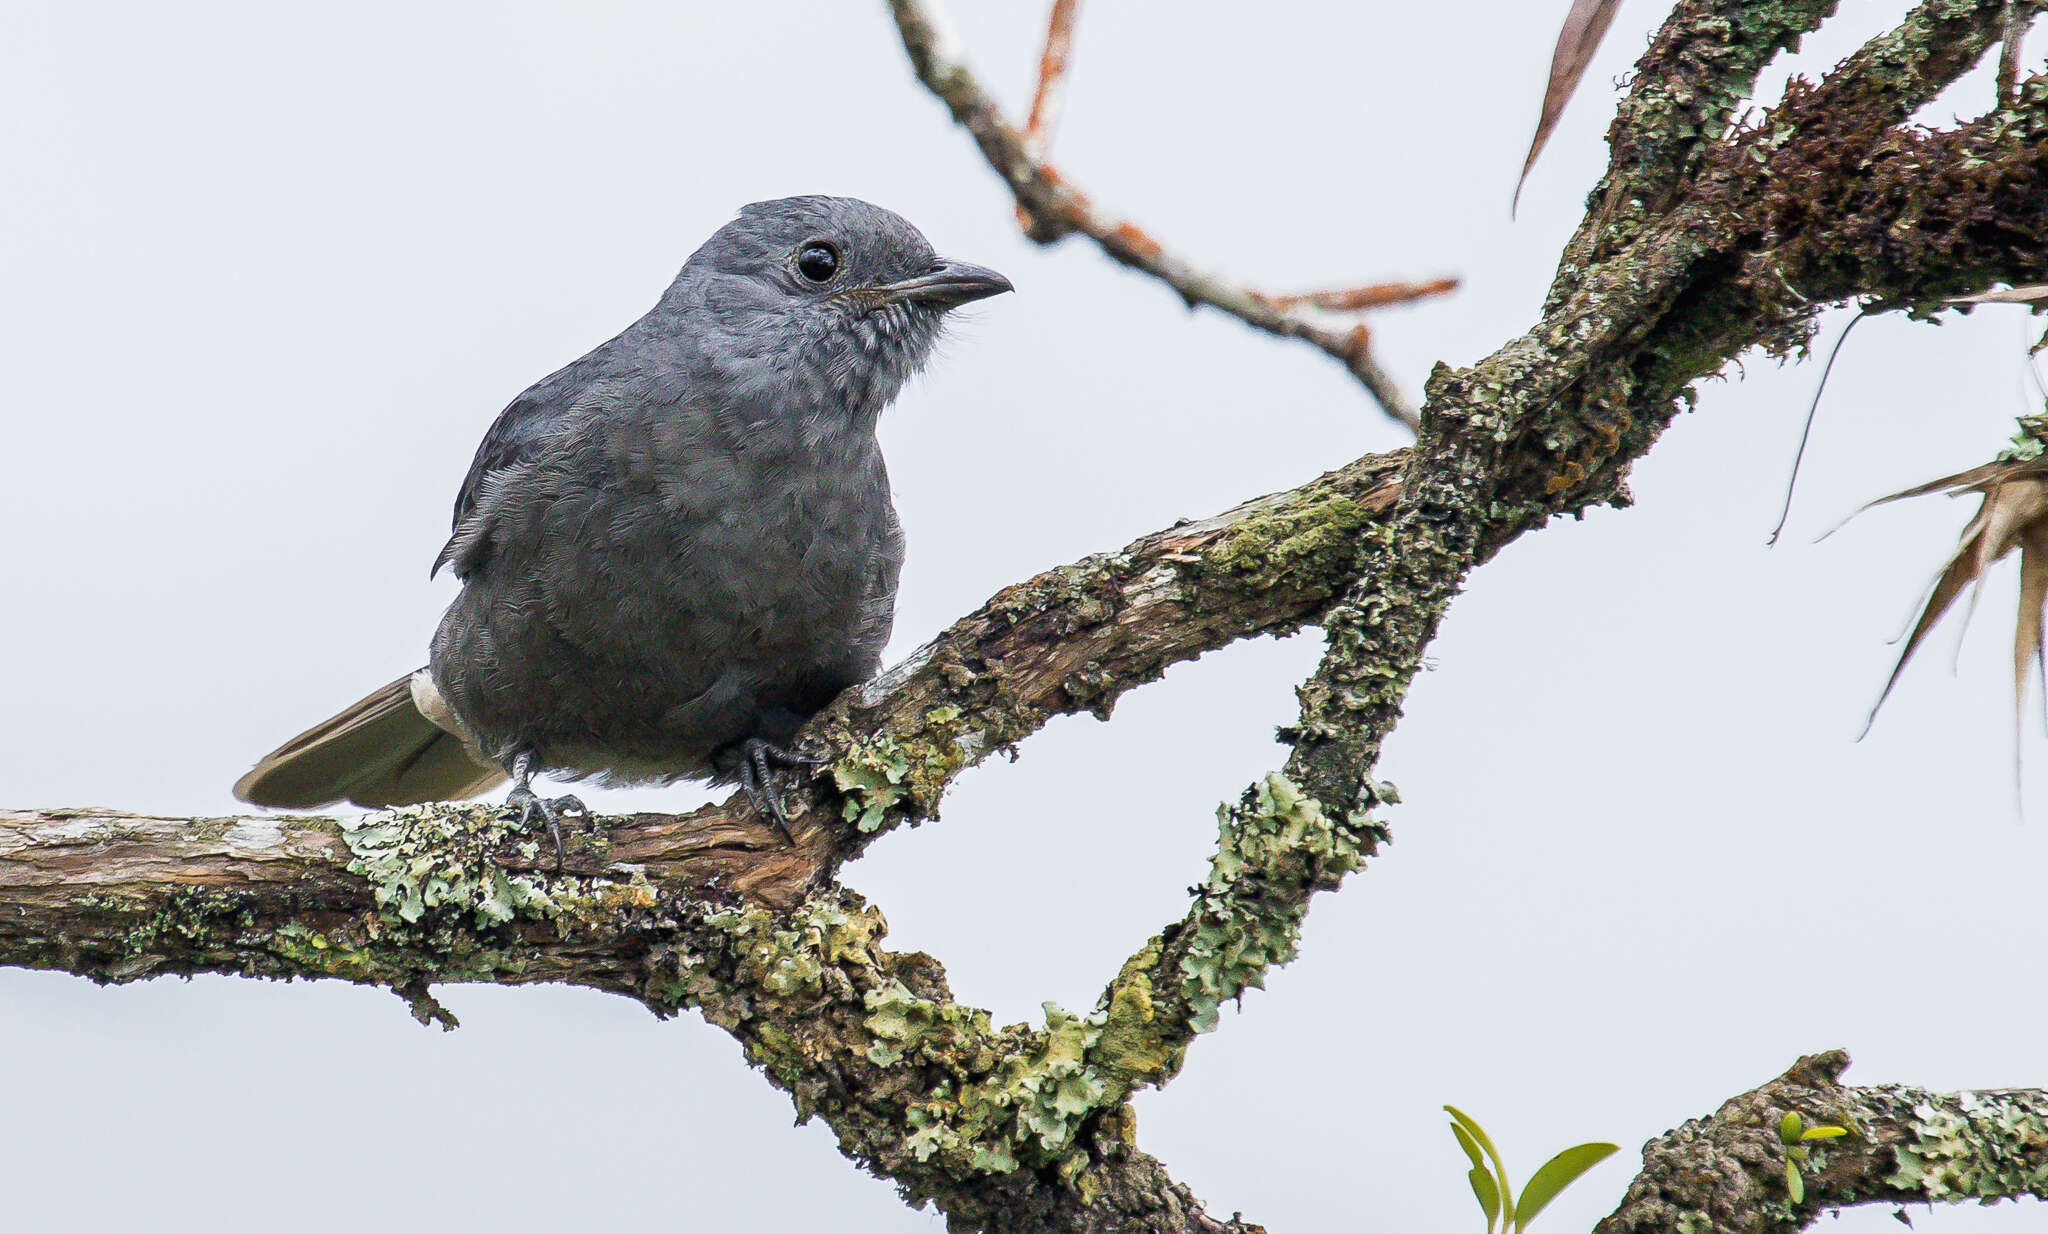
[{"x1": 233, "y1": 670, "x2": 505, "y2": 809}]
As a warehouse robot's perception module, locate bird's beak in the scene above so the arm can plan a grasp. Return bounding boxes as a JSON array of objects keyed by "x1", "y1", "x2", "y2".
[{"x1": 874, "y1": 260, "x2": 1015, "y2": 308}]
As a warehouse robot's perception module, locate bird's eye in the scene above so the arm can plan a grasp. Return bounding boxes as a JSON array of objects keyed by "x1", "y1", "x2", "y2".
[{"x1": 796, "y1": 243, "x2": 840, "y2": 284}]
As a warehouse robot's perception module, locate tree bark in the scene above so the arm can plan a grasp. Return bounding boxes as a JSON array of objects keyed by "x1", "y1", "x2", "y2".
[
  {"x1": 1598, "y1": 1051, "x2": 2048, "y2": 1234},
  {"x1": 8, "y1": 2, "x2": 2048, "y2": 1230}
]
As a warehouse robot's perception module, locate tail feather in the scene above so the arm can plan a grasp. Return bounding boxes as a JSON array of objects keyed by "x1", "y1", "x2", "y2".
[{"x1": 234, "y1": 671, "x2": 505, "y2": 810}]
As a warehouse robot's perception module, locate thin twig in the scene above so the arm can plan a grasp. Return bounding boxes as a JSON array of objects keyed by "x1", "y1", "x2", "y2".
[
  {"x1": 1016, "y1": 0, "x2": 1082, "y2": 239},
  {"x1": 885, "y1": 0, "x2": 1450, "y2": 432},
  {"x1": 1256, "y1": 278, "x2": 1463, "y2": 312},
  {"x1": 1023, "y1": 0, "x2": 1079, "y2": 159}
]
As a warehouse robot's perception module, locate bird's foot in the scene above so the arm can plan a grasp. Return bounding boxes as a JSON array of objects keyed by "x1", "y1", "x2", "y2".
[
  {"x1": 735, "y1": 739, "x2": 824, "y2": 844},
  {"x1": 503, "y1": 751, "x2": 587, "y2": 869}
]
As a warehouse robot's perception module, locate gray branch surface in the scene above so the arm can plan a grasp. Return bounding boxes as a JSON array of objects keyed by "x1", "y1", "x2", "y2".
[{"x1": 8, "y1": 2, "x2": 2048, "y2": 1231}]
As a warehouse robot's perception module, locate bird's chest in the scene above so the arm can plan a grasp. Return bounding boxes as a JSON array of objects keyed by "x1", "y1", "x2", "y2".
[{"x1": 631, "y1": 438, "x2": 886, "y2": 630}]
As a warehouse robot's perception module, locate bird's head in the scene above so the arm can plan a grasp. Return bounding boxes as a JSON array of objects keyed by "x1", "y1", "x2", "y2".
[{"x1": 661, "y1": 195, "x2": 1013, "y2": 425}]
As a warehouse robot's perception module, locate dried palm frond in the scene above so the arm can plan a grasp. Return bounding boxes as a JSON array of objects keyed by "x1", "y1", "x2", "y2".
[
  {"x1": 1849, "y1": 455, "x2": 2048, "y2": 751},
  {"x1": 1948, "y1": 284, "x2": 2048, "y2": 306}
]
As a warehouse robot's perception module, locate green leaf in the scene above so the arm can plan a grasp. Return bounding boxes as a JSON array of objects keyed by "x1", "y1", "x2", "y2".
[
  {"x1": 1450, "y1": 1121, "x2": 1488, "y2": 1171},
  {"x1": 1779, "y1": 1112, "x2": 1804, "y2": 1145},
  {"x1": 1445, "y1": 1107, "x2": 1516, "y2": 1220},
  {"x1": 1513, "y1": 1141, "x2": 1618, "y2": 1231},
  {"x1": 1802, "y1": 1125, "x2": 1850, "y2": 1140},
  {"x1": 1786, "y1": 1160, "x2": 1805, "y2": 1204},
  {"x1": 1469, "y1": 1165, "x2": 1502, "y2": 1229}
]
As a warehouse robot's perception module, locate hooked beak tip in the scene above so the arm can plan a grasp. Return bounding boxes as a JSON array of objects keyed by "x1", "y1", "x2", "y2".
[{"x1": 881, "y1": 260, "x2": 1014, "y2": 308}]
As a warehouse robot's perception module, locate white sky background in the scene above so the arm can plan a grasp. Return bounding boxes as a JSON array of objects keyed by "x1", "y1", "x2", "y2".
[{"x1": 3, "y1": 2, "x2": 2045, "y2": 1230}]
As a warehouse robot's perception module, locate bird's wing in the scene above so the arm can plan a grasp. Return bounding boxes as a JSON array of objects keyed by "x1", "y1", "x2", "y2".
[
  {"x1": 434, "y1": 357, "x2": 605, "y2": 579},
  {"x1": 452, "y1": 384, "x2": 566, "y2": 529}
]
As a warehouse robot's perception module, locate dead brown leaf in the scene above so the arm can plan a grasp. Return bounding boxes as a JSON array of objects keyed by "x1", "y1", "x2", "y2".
[
  {"x1": 1514, "y1": 0, "x2": 1624, "y2": 215},
  {"x1": 1855, "y1": 459, "x2": 2048, "y2": 770},
  {"x1": 1948, "y1": 284, "x2": 2048, "y2": 305}
]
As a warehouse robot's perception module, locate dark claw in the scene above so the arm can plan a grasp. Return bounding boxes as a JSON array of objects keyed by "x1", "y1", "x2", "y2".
[
  {"x1": 506, "y1": 782, "x2": 566, "y2": 869},
  {"x1": 737, "y1": 738, "x2": 819, "y2": 844},
  {"x1": 504, "y1": 751, "x2": 585, "y2": 870}
]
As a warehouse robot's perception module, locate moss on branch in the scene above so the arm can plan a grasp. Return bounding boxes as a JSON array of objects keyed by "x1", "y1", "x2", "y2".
[
  {"x1": 1594, "y1": 1051, "x2": 2048, "y2": 1233},
  {"x1": 8, "y1": 3, "x2": 2048, "y2": 1231}
]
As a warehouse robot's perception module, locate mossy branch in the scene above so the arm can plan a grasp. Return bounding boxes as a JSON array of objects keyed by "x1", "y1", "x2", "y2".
[
  {"x1": 1086, "y1": 0, "x2": 2048, "y2": 1104},
  {"x1": 1, "y1": 458, "x2": 1408, "y2": 1233},
  {"x1": 1595, "y1": 1050, "x2": 2048, "y2": 1234},
  {"x1": 8, "y1": 2, "x2": 2048, "y2": 1231}
]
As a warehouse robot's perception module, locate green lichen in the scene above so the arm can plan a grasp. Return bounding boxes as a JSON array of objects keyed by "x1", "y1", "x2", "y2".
[
  {"x1": 655, "y1": 894, "x2": 1150, "y2": 1189},
  {"x1": 91, "y1": 887, "x2": 252, "y2": 981},
  {"x1": 267, "y1": 923, "x2": 391, "y2": 983},
  {"x1": 341, "y1": 804, "x2": 560, "y2": 929},
  {"x1": 1179, "y1": 772, "x2": 1369, "y2": 1033},
  {"x1": 2001, "y1": 412, "x2": 2048, "y2": 463},
  {"x1": 880, "y1": 994, "x2": 1119, "y2": 1178},
  {"x1": 833, "y1": 737, "x2": 916, "y2": 832},
  {"x1": 1092, "y1": 940, "x2": 1180, "y2": 1086},
  {"x1": 1888, "y1": 1093, "x2": 2048, "y2": 1201},
  {"x1": 1203, "y1": 489, "x2": 1374, "y2": 582},
  {"x1": 831, "y1": 720, "x2": 973, "y2": 833},
  {"x1": 1671, "y1": 1211, "x2": 1716, "y2": 1234},
  {"x1": 73, "y1": 804, "x2": 668, "y2": 1004}
]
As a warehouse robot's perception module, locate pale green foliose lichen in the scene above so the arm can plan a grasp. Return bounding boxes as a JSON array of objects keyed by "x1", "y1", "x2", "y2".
[
  {"x1": 339, "y1": 803, "x2": 657, "y2": 935},
  {"x1": 869, "y1": 991, "x2": 1116, "y2": 1179},
  {"x1": 2001, "y1": 412, "x2": 2048, "y2": 463},
  {"x1": 671, "y1": 896, "x2": 1161, "y2": 1183},
  {"x1": 1888, "y1": 1093, "x2": 2048, "y2": 1201},
  {"x1": 341, "y1": 805, "x2": 559, "y2": 928},
  {"x1": 833, "y1": 737, "x2": 916, "y2": 832},
  {"x1": 1179, "y1": 771, "x2": 1369, "y2": 1033},
  {"x1": 831, "y1": 719, "x2": 973, "y2": 833}
]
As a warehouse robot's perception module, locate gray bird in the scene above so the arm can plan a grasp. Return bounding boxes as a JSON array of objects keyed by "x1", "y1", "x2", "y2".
[{"x1": 234, "y1": 196, "x2": 1011, "y2": 853}]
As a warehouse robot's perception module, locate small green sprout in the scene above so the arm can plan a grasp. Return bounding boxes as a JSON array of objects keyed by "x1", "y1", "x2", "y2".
[
  {"x1": 1776, "y1": 1110, "x2": 1852, "y2": 1203},
  {"x1": 1445, "y1": 1105, "x2": 1618, "y2": 1234}
]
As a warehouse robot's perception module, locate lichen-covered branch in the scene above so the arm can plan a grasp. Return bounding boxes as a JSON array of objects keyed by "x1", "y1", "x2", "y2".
[
  {"x1": 1596, "y1": 1050, "x2": 2048, "y2": 1233},
  {"x1": 1, "y1": 457, "x2": 1407, "y2": 1231},
  {"x1": 1091, "y1": 0, "x2": 2048, "y2": 1090},
  {"x1": 0, "y1": 802, "x2": 1258, "y2": 1230},
  {"x1": 11, "y1": 2, "x2": 2048, "y2": 1231},
  {"x1": 1554, "y1": 0, "x2": 1838, "y2": 287},
  {"x1": 884, "y1": 0, "x2": 1450, "y2": 430},
  {"x1": 1, "y1": 453, "x2": 1404, "y2": 919},
  {"x1": 811, "y1": 453, "x2": 1403, "y2": 873}
]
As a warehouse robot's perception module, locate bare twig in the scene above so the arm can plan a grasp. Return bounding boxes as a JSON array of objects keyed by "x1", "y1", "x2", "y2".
[
  {"x1": 1016, "y1": 0, "x2": 1082, "y2": 238},
  {"x1": 1255, "y1": 278, "x2": 1462, "y2": 312},
  {"x1": 886, "y1": 0, "x2": 1451, "y2": 431},
  {"x1": 1022, "y1": 0, "x2": 1078, "y2": 160}
]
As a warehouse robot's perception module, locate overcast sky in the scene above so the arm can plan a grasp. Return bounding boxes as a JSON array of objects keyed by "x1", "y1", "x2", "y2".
[{"x1": 4, "y1": 2, "x2": 2045, "y2": 1231}]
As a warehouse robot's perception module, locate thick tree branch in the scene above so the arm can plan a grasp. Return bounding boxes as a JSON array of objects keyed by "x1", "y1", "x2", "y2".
[
  {"x1": 1554, "y1": 0, "x2": 1838, "y2": 289},
  {"x1": 1, "y1": 453, "x2": 1404, "y2": 923},
  {"x1": 2, "y1": 457, "x2": 1408, "y2": 1232},
  {"x1": 802, "y1": 453, "x2": 1404, "y2": 874},
  {"x1": 1597, "y1": 1050, "x2": 2048, "y2": 1233},
  {"x1": 1095, "y1": 0, "x2": 2048, "y2": 1106},
  {"x1": 12, "y1": 3, "x2": 2048, "y2": 1231},
  {"x1": 884, "y1": 0, "x2": 1449, "y2": 431}
]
